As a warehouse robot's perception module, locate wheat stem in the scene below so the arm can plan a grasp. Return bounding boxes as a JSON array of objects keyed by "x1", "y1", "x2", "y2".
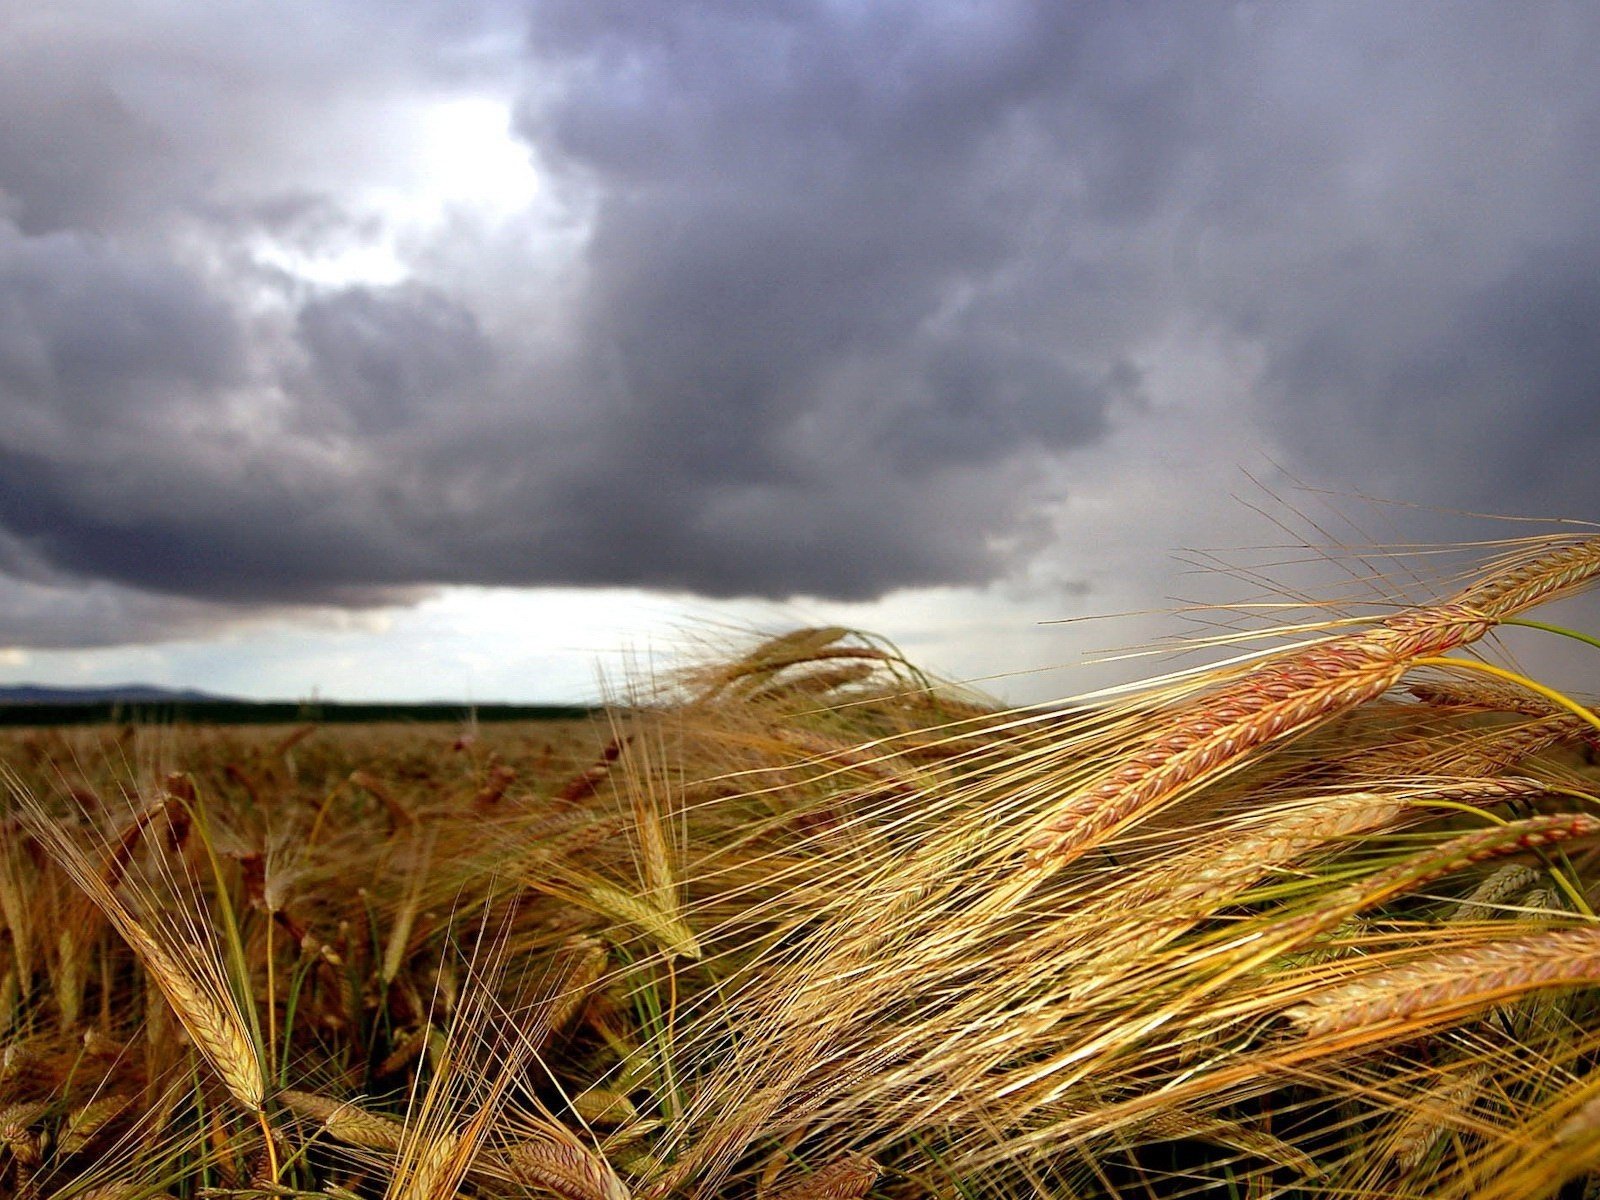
[{"x1": 1502, "y1": 617, "x2": 1600, "y2": 653}]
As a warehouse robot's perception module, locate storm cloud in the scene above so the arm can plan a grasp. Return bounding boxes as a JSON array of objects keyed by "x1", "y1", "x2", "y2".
[{"x1": 2, "y1": 2, "x2": 1598, "y2": 647}]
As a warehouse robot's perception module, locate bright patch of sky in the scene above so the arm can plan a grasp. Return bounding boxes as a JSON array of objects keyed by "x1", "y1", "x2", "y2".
[{"x1": 250, "y1": 94, "x2": 542, "y2": 288}]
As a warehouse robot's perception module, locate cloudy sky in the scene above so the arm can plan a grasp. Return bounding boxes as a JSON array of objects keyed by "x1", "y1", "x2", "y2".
[{"x1": 2, "y1": 1, "x2": 1598, "y2": 704}]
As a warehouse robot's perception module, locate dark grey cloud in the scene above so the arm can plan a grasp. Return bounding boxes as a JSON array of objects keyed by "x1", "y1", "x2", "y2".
[
  {"x1": 0, "y1": 224, "x2": 241, "y2": 429},
  {"x1": 1269, "y1": 241, "x2": 1600, "y2": 508},
  {"x1": 1, "y1": 1, "x2": 1598, "y2": 647},
  {"x1": 295, "y1": 284, "x2": 497, "y2": 436}
]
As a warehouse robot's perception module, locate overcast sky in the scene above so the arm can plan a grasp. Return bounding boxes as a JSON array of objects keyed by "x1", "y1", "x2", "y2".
[{"x1": 2, "y1": 1, "x2": 1598, "y2": 703}]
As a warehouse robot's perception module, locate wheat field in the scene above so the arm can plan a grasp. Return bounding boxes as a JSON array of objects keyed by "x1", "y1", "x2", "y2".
[{"x1": 5, "y1": 534, "x2": 1600, "y2": 1198}]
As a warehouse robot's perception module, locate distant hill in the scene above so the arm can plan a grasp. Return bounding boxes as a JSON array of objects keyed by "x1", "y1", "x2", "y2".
[{"x1": 0, "y1": 684, "x2": 228, "y2": 705}]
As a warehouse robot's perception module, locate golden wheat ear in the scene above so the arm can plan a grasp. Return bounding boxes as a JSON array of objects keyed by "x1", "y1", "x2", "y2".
[
  {"x1": 1022, "y1": 534, "x2": 1600, "y2": 873},
  {"x1": 496, "y1": 1136, "x2": 632, "y2": 1200},
  {"x1": 1283, "y1": 926, "x2": 1600, "y2": 1039},
  {"x1": 6, "y1": 781, "x2": 267, "y2": 1117},
  {"x1": 280, "y1": 1089, "x2": 407, "y2": 1151},
  {"x1": 761, "y1": 1151, "x2": 881, "y2": 1200}
]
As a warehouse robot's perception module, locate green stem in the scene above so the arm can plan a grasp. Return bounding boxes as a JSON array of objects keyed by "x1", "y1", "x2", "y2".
[
  {"x1": 280, "y1": 954, "x2": 315, "y2": 1087},
  {"x1": 1540, "y1": 844, "x2": 1597, "y2": 918},
  {"x1": 1502, "y1": 617, "x2": 1600, "y2": 654}
]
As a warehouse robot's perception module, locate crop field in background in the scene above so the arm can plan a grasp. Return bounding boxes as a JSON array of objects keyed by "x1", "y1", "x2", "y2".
[
  {"x1": 6, "y1": 533, "x2": 1600, "y2": 1199},
  {"x1": 0, "y1": 704, "x2": 597, "y2": 730}
]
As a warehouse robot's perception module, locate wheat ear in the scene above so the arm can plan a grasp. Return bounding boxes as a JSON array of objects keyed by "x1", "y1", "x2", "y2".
[
  {"x1": 1452, "y1": 863, "x2": 1542, "y2": 920},
  {"x1": 501, "y1": 1137, "x2": 632, "y2": 1200},
  {"x1": 280, "y1": 1089, "x2": 406, "y2": 1151},
  {"x1": 581, "y1": 881, "x2": 701, "y2": 960},
  {"x1": 1388, "y1": 1066, "x2": 1488, "y2": 1171},
  {"x1": 546, "y1": 937, "x2": 612, "y2": 1034},
  {"x1": 1022, "y1": 604, "x2": 1493, "y2": 867},
  {"x1": 764, "y1": 1153, "x2": 881, "y2": 1200},
  {"x1": 12, "y1": 794, "x2": 265, "y2": 1114},
  {"x1": 67, "y1": 1186, "x2": 181, "y2": 1200},
  {"x1": 1164, "y1": 775, "x2": 1547, "y2": 910},
  {"x1": 60, "y1": 1093, "x2": 133, "y2": 1153},
  {"x1": 1284, "y1": 925, "x2": 1600, "y2": 1038},
  {"x1": 390, "y1": 1128, "x2": 462, "y2": 1200},
  {"x1": 1452, "y1": 535, "x2": 1600, "y2": 617},
  {"x1": 1025, "y1": 535, "x2": 1600, "y2": 869}
]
